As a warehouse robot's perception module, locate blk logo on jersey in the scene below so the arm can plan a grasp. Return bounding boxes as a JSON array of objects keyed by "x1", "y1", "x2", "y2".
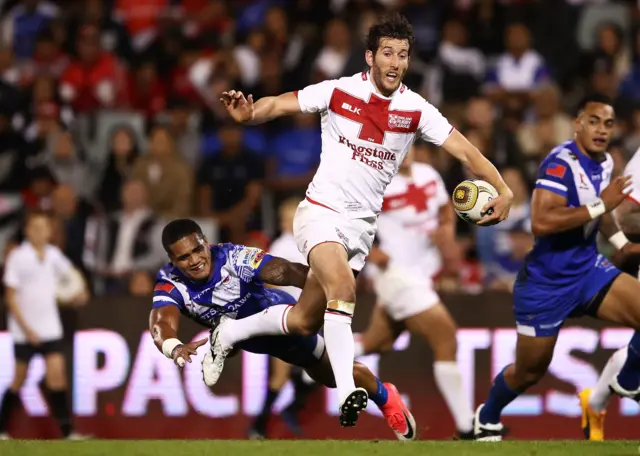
[
  {"x1": 546, "y1": 163, "x2": 566, "y2": 179},
  {"x1": 342, "y1": 102, "x2": 361, "y2": 115}
]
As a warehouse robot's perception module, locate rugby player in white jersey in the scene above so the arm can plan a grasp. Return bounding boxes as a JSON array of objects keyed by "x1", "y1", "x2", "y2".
[
  {"x1": 352, "y1": 143, "x2": 475, "y2": 439},
  {"x1": 213, "y1": 13, "x2": 514, "y2": 427},
  {"x1": 578, "y1": 145, "x2": 640, "y2": 440},
  {"x1": 0, "y1": 211, "x2": 88, "y2": 440}
]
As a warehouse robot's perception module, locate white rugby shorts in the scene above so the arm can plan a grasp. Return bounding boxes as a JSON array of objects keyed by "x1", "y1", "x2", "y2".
[
  {"x1": 379, "y1": 281, "x2": 441, "y2": 321},
  {"x1": 294, "y1": 197, "x2": 377, "y2": 272}
]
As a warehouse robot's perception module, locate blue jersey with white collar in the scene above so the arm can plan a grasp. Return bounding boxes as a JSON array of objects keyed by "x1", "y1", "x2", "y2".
[
  {"x1": 525, "y1": 140, "x2": 613, "y2": 286},
  {"x1": 152, "y1": 243, "x2": 295, "y2": 328}
]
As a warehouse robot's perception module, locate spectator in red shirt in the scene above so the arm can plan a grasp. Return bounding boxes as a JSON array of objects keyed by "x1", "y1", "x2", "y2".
[
  {"x1": 177, "y1": 0, "x2": 232, "y2": 39},
  {"x1": 114, "y1": 0, "x2": 168, "y2": 52},
  {"x1": 19, "y1": 29, "x2": 69, "y2": 88},
  {"x1": 126, "y1": 60, "x2": 166, "y2": 120},
  {"x1": 169, "y1": 38, "x2": 209, "y2": 106},
  {"x1": 59, "y1": 24, "x2": 126, "y2": 114},
  {"x1": 70, "y1": 0, "x2": 134, "y2": 65}
]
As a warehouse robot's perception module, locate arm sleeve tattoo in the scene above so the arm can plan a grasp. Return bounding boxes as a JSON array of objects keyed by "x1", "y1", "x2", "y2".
[{"x1": 258, "y1": 257, "x2": 309, "y2": 288}]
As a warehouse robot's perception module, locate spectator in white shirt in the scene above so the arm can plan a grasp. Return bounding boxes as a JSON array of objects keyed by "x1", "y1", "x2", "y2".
[
  {"x1": 0, "y1": 210, "x2": 87, "y2": 439},
  {"x1": 91, "y1": 179, "x2": 164, "y2": 294},
  {"x1": 484, "y1": 22, "x2": 551, "y2": 108}
]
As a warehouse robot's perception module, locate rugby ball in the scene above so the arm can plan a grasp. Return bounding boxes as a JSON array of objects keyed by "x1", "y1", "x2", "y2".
[
  {"x1": 452, "y1": 179, "x2": 499, "y2": 223},
  {"x1": 57, "y1": 267, "x2": 87, "y2": 305}
]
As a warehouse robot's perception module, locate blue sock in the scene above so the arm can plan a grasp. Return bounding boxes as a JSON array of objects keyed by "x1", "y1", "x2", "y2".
[
  {"x1": 369, "y1": 378, "x2": 388, "y2": 407},
  {"x1": 479, "y1": 366, "x2": 522, "y2": 424},
  {"x1": 616, "y1": 331, "x2": 640, "y2": 391}
]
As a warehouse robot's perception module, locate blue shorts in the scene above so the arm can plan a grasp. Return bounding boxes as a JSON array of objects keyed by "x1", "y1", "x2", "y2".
[
  {"x1": 235, "y1": 289, "x2": 325, "y2": 368},
  {"x1": 513, "y1": 254, "x2": 621, "y2": 337}
]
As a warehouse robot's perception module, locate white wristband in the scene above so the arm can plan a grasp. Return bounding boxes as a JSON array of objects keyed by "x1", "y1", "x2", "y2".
[
  {"x1": 609, "y1": 231, "x2": 630, "y2": 250},
  {"x1": 586, "y1": 198, "x2": 606, "y2": 219},
  {"x1": 162, "y1": 338, "x2": 183, "y2": 359}
]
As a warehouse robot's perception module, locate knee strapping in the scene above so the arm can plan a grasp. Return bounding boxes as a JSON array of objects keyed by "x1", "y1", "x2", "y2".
[{"x1": 325, "y1": 300, "x2": 355, "y2": 317}]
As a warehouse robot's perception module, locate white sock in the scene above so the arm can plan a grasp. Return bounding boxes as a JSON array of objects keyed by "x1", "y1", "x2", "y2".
[
  {"x1": 589, "y1": 347, "x2": 628, "y2": 413},
  {"x1": 353, "y1": 333, "x2": 364, "y2": 358},
  {"x1": 433, "y1": 361, "x2": 474, "y2": 433},
  {"x1": 220, "y1": 305, "x2": 291, "y2": 348},
  {"x1": 324, "y1": 307, "x2": 357, "y2": 403}
]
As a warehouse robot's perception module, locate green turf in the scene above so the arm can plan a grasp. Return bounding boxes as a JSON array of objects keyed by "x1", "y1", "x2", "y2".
[{"x1": 0, "y1": 440, "x2": 639, "y2": 456}]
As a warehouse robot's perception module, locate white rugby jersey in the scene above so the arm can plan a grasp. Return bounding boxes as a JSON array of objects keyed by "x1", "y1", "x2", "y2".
[
  {"x1": 624, "y1": 146, "x2": 640, "y2": 205},
  {"x1": 3, "y1": 242, "x2": 73, "y2": 343},
  {"x1": 375, "y1": 163, "x2": 450, "y2": 280},
  {"x1": 295, "y1": 71, "x2": 454, "y2": 218}
]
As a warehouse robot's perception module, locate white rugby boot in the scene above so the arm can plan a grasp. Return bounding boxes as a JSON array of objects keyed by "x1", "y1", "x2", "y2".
[
  {"x1": 202, "y1": 316, "x2": 232, "y2": 387},
  {"x1": 473, "y1": 404, "x2": 504, "y2": 442}
]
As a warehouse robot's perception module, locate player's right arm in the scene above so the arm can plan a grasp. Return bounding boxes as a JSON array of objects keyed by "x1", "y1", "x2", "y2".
[
  {"x1": 430, "y1": 174, "x2": 462, "y2": 273},
  {"x1": 418, "y1": 102, "x2": 512, "y2": 225},
  {"x1": 431, "y1": 202, "x2": 462, "y2": 275},
  {"x1": 531, "y1": 158, "x2": 632, "y2": 236},
  {"x1": 220, "y1": 80, "x2": 336, "y2": 125},
  {"x1": 149, "y1": 281, "x2": 207, "y2": 367},
  {"x1": 2, "y1": 250, "x2": 39, "y2": 345}
]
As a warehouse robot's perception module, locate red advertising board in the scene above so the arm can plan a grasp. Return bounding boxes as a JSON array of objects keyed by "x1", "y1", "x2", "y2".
[{"x1": 0, "y1": 292, "x2": 636, "y2": 440}]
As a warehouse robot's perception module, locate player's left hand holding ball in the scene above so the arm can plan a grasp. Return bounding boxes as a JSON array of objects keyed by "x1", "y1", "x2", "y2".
[
  {"x1": 477, "y1": 187, "x2": 514, "y2": 226},
  {"x1": 170, "y1": 338, "x2": 208, "y2": 368}
]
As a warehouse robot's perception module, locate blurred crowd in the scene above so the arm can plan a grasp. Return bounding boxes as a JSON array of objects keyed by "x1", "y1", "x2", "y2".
[{"x1": 0, "y1": 0, "x2": 638, "y2": 297}]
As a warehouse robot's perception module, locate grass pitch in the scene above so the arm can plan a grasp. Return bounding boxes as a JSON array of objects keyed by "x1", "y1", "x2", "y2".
[{"x1": 0, "y1": 440, "x2": 639, "y2": 456}]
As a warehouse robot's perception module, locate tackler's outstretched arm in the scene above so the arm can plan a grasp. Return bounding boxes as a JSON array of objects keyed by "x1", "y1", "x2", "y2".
[{"x1": 149, "y1": 305, "x2": 207, "y2": 368}]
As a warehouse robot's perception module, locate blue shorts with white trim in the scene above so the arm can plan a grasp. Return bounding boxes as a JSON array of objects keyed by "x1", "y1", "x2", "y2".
[{"x1": 513, "y1": 254, "x2": 621, "y2": 337}]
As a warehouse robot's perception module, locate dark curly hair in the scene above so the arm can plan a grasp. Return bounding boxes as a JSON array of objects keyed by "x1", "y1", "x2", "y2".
[
  {"x1": 162, "y1": 219, "x2": 205, "y2": 253},
  {"x1": 366, "y1": 13, "x2": 415, "y2": 55},
  {"x1": 575, "y1": 93, "x2": 614, "y2": 116}
]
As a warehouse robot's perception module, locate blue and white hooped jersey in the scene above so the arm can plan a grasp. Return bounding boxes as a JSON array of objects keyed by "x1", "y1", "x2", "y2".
[
  {"x1": 152, "y1": 243, "x2": 293, "y2": 328},
  {"x1": 525, "y1": 140, "x2": 613, "y2": 286}
]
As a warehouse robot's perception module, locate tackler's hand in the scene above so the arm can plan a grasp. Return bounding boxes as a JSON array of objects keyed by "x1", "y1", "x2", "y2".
[
  {"x1": 601, "y1": 175, "x2": 633, "y2": 212},
  {"x1": 220, "y1": 90, "x2": 254, "y2": 123},
  {"x1": 477, "y1": 189, "x2": 514, "y2": 226},
  {"x1": 171, "y1": 337, "x2": 208, "y2": 368}
]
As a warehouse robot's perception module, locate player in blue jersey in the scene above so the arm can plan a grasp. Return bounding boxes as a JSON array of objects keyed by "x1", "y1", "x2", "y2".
[
  {"x1": 474, "y1": 94, "x2": 640, "y2": 441},
  {"x1": 148, "y1": 219, "x2": 417, "y2": 440}
]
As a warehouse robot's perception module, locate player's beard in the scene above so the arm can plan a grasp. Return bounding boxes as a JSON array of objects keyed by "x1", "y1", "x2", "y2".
[{"x1": 371, "y1": 64, "x2": 405, "y2": 96}]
